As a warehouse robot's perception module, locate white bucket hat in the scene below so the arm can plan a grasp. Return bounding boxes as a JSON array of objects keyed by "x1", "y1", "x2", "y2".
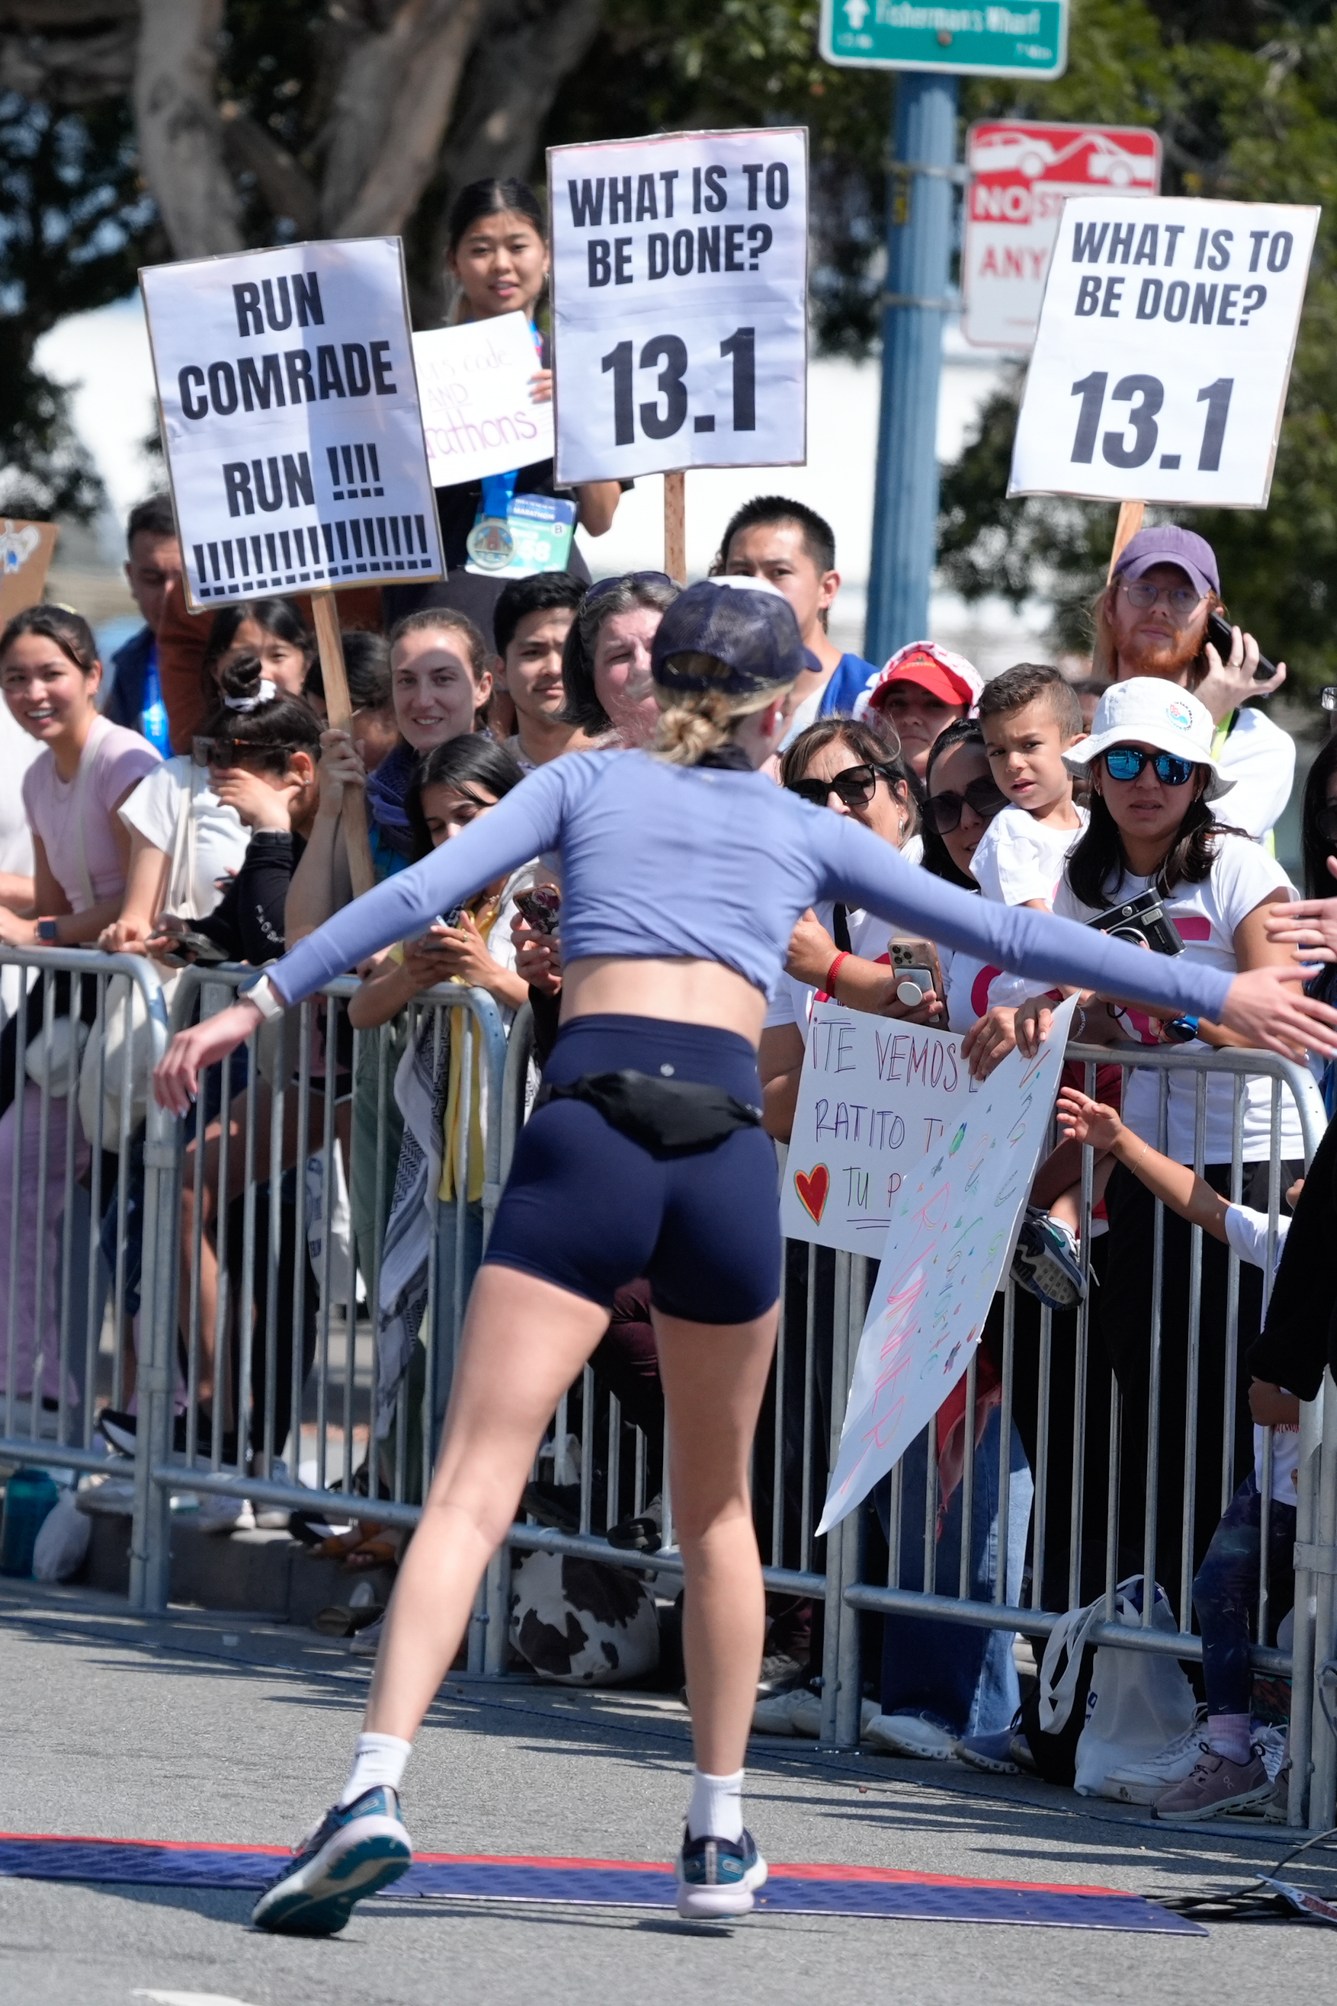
[{"x1": 1063, "y1": 677, "x2": 1227, "y2": 800}]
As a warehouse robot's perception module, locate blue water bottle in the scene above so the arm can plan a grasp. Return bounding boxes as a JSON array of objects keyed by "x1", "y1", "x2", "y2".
[
  {"x1": 0, "y1": 1467, "x2": 60, "y2": 1576},
  {"x1": 139, "y1": 645, "x2": 173, "y2": 759}
]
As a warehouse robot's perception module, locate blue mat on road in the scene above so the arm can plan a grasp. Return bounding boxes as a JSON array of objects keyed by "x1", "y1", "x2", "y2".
[{"x1": 0, "y1": 1832, "x2": 1205, "y2": 1934}]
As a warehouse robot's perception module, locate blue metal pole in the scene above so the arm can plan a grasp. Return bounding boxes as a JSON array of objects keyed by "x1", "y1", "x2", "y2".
[{"x1": 864, "y1": 72, "x2": 959, "y2": 665}]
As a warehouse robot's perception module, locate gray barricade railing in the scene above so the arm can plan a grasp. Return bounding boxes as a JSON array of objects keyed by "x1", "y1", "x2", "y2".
[
  {"x1": 829, "y1": 1038, "x2": 1336, "y2": 1830},
  {"x1": 0, "y1": 946, "x2": 178, "y2": 1606},
  {"x1": 5, "y1": 950, "x2": 1335, "y2": 1827}
]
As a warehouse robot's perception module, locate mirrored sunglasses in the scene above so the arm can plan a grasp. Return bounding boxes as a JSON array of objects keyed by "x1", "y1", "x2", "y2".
[
  {"x1": 921, "y1": 776, "x2": 1008, "y2": 834},
  {"x1": 1101, "y1": 746, "x2": 1197, "y2": 786}
]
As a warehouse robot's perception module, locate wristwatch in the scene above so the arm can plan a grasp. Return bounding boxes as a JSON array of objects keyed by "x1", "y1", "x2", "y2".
[
  {"x1": 35, "y1": 917, "x2": 59, "y2": 944},
  {"x1": 1163, "y1": 1014, "x2": 1199, "y2": 1044},
  {"x1": 239, "y1": 972, "x2": 286, "y2": 1022}
]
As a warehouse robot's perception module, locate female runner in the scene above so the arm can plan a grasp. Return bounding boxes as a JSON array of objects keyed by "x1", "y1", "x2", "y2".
[{"x1": 154, "y1": 580, "x2": 1337, "y2": 1935}]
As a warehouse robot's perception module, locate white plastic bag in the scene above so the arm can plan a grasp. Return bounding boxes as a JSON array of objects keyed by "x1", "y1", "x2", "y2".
[
  {"x1": 1039, "y1": 1575, "x2": 1197, "y2": 1797},
  {"x1": 304, "y1": 1148, "x2": 357, "y2": 1315},
  {"x1": 32, "y1": 1488, "x2": 92, "y2": 1581}
]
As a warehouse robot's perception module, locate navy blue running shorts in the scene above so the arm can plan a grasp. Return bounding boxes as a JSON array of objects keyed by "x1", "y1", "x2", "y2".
[{"x1": 484, "y1": 1014, "x2": 781, "y2": 1326}]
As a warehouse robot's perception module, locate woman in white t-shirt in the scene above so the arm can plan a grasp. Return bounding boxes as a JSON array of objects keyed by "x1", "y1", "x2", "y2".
[
  {"x1": 1027, "y1": 677, "x2": 1322, "y2": 1602},
  {"x1": 0, "y1": 605, "x2": 159, "y2": 1410}
]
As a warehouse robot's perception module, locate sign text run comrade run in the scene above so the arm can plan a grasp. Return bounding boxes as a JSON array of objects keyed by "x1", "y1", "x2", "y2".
[
  {"x1": 549, "y1": 127, "x2": 808, "y2": 485},
  {"x1": 141, "y1": 237, "x2": 444, "y2": 610},
  {"x1": 1010, "y1": 195, "x2": 1319, "y2": 509}
]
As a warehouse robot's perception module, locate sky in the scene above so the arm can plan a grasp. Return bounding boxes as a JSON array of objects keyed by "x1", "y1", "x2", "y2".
[{"x1": 33, "y1": 295, "x2": 1048, "y2": 669}]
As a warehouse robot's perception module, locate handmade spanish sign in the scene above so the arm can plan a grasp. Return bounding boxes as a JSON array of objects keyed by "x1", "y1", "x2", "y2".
[
  {"x1": 1009, "y1": 197, "x2": 1319, "y2": 508},
  {"x1": 780, "y1": 1002, "x2": 981, "y2": 1256},
  {"x1": 818, "y1": 998, "x2": 1078, "y2": 1534},
  {"x1": 140, "y1": 237, "x2": 444, "y2": 609},
  {"x1": 549, "y1": 127, "x2": 808, "y2": 484}
]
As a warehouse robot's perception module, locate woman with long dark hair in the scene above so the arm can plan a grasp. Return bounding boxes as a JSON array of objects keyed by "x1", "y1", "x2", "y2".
[
  {"x1": 1022, "y1": 678, "x2": 1323, "y2": 1610},
  {"x1": 386, "y1": 177, "x2": 624, "y2": 630},
  {"x1": 154, "y1": 589, "x2": 1334, "y2": 1937}
]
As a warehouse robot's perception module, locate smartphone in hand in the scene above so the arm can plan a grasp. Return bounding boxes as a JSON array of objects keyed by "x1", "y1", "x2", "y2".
[
  {"x1": 1206, "y1": 608, "x2": 1277, "y2": 686},
  {"x1": 889, "y1": 938, "x2": 943, "y2": 1006},
  {"x1": 514, "y1": 885, "x2": 562, "y2": 935}
]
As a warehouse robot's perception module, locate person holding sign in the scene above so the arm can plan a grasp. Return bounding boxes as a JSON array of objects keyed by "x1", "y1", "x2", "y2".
[
  {"x1": 154, "y1": 583, "x2": 1337, "y2": 1937},
  {"x1": 386, "y1": 179, "x2": 624, "y2": 635},
  {"x1": 1095, "y1": 525, "x2": 1293, "y2": 844}
]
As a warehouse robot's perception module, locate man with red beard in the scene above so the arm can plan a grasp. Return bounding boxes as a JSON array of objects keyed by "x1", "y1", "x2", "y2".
[{"x1": 1096, "y1": 525, "x2": 1294, "y2": 843}]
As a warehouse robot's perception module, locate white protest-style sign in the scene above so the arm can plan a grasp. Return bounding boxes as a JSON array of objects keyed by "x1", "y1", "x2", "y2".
[
  {"x1": 412, "y1": 312, "x2": 553, "y2": 490},
  {"x1": 141, "y1": 237, "x2": 444, "y2": 609},
  {"x1": 818, "y1": 998, "x2": 1078, "y2": 1536},
  {"x1": 963, "y1": 121, "x2": 1161, "y2": 352},
  {"x1": 548, "y1": 127, "x2": 808, "y2": 485},
  {"x1": 780, "y1": 1002, "x2": 981, "y2": 1257},
  {"x1": 1009, "y1": 197, "x2": 1319, "y2": 508}
]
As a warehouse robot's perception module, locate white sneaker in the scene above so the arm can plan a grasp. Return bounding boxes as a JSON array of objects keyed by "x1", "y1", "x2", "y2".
[
  {"x1": 865, "y1": 1712, "x2": 958, "y2": 1760},
  {"x1": 1253, "y1": 1723, "x2": 1288, "y2": 1783},
  {"x1": 750, "y1": 1689, "x2": 878, "y2": 1740},
  {"x1": 1101, "y1": 1713, "x2": 1209, "y2": 1804},
  {"x1": 196, "y1": 1490, "x2": 256, "y2": 1535}
]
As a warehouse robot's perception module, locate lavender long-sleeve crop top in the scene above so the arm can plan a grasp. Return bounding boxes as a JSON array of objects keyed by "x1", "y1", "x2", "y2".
[{"x1": 269, "y1": 748, "x2": 1231, "y2": 1025}]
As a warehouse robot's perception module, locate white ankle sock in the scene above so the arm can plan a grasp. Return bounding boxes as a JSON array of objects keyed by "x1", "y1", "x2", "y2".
[
  {"x1": 1207, "y1": 1713, "x2": 1252, "y2": 1765},
  {"x1": 339, "y1": 1732, "x2": 411, "y2": 1807},
  {"x1": 686, "y1": 1767, "x2": 744, "y2": 1842}
]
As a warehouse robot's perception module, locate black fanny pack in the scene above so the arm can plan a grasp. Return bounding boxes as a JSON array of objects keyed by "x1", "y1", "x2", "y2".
[{"x1": 534, "y1": 1068, "x2": 762, "y2": 1155}]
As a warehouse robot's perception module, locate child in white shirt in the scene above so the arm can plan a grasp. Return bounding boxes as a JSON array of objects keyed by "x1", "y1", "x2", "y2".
[
  {"x1": 974, "y1": 665, "x2": 1099, "y2": 1309},
  {"x1": 1058, "y1": 1085, "x2": 1300, "y2": 1825}
]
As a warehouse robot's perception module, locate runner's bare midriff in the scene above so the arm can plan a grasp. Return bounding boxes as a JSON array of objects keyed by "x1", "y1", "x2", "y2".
[{"x1": 561, "y1": 956, "x2": 767, "y2": 1044}]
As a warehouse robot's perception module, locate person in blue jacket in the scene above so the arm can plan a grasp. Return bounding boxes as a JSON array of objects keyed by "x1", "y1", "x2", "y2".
[
  {"x1": 101, "y1": 494, "x2": 181, "y2": 754},
  {"x1": 154, "y1": 579, "x2": 1337, "y2": 1940}
]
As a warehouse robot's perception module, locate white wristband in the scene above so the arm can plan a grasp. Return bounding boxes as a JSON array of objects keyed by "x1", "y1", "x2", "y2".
[{"x1": 241, "y1": 974, "x2": 286, "y2": 1022}]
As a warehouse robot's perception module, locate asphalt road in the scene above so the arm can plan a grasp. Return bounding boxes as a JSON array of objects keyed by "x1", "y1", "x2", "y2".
[{"x1": 2, "y1": 1577, "x2": 1334, "y2": 2006}]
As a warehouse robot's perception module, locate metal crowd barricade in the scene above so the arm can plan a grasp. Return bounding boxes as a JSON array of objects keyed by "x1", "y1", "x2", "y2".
[
  {"x1": 0, "y1": 946, "x2": 177, "y2": 1604},
  {"x1": 832, "y1": 1039, "x2": 1337, "y2": 1829},
  {"x1": 4, "y1": 946, "x2": 1337, "y2": 1831}
]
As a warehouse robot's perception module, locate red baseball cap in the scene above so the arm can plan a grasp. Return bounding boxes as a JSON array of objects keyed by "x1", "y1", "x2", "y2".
[{"x1": 858, "y1": 641, "x2": 983, "y2": 717}]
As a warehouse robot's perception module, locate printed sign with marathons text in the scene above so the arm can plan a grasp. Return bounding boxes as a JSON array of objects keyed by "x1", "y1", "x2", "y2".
[
  {"x1": 818, "y1": 997, "x2": 1078, "y2": 1535},
  {"x1": 549, "y1": 127, "x2": 808, "y2": 485},
  {"x1": 820, "y1": 0, "x2": 1068, "y2": 79},
  {"x1": 412, "y1": 312, "x2": 554, "y2": 491},
  {"x1": 1009, "y1": 196, "x2": 1319, "y2": 509},
  {"x1": 140, "y1": 237, "x2": 444, "y2": 611},
  {"x1": 779, "y1": 1000, "x2": 980, "y2": 1257}
]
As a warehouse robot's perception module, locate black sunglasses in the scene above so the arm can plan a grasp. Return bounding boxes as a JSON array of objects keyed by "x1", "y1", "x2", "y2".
[
  {"x1": 787, "y1": 761, "x2": 895, "y2": 811},
  {"x1": 921, "y1": 776, "x2": 1008, "y2": 834},
  {"x1": 192, "y1": 734, "x2": 303, "y2": 769}
]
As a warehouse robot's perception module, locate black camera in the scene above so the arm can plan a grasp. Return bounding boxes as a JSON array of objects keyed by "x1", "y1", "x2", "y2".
[{"x1": 1086, "y1": 887, "x2": 1182, "y2": 958}]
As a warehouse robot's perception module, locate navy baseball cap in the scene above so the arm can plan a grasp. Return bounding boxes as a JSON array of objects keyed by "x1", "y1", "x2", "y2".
[
  {"x1": 1111, "y1": 525, "x2": 1219, "y2": 600},
  {"x1": 650, "y1": 578, "x2": 820, "y2": 694}
]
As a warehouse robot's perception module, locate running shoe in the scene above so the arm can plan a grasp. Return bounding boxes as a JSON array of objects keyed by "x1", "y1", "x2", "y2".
[
  {"x1": 1009, "y1": 1208, "x2": 1087, "y2": 1311},
  {"x1": 864, "y1": 1710, "x2": 958, "y2": 1759},
  {"x1": 675, "y1": 1826, "x2": 768, "y2": 1919},
  {"x1": 1152, "y1": 1749, "x2": 1272, "y2": 1823},
  {"x1": 250, "y1": 1786, "x2": 412, "y2": 1935}
]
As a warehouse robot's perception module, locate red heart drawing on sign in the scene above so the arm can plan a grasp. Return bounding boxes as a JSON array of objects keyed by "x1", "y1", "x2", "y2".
[{"x1": 794, "y1": 1164, "x2": 829, "y2": 1225}]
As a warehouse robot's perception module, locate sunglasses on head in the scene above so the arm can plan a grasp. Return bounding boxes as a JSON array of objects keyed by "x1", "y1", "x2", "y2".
[
  {"x1": 192, "y1": 735, "x2": 300, "y2": 769},
  {"x1": 1101, "y1": 747, "x2": 1197, "y2": 787},
  {"x1": 787, "y1": 761, "x2": 895, "y2": 810},
  {"x1": 585, "y1": 571, "x2": 673, "y2": 604},
  {"x1": 921, "y1": 776, "x2": 1007, "y2": 834}
]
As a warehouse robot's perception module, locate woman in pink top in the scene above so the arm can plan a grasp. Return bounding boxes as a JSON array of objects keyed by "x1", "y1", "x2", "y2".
[{"x1": 0, "y1": 605, "x2": 159, "y2": 1415}]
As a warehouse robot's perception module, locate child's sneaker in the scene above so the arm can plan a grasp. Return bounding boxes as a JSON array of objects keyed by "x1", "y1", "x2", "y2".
[
  {"x1": 1010, "y1": 1208, "x2": 1087, "y2": 1310},
  {"x1": 675, "y1": 1826, "x2": 768, "y2": 1918},
  {"x1": 1152, "y1": 1749, "x2": 1272, "y2": 1823},
  {"x1": 251, "y1": 1785, "x2": 412, "y2": 1935}
]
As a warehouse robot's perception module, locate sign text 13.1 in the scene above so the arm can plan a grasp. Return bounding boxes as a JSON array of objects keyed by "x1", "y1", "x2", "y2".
[
  {"x1": 601, "y1": 328, "x2": 756, "y2": 446},
  {"x1": 1070, "y1": 371, "x2": 1234, "y2": 473}
]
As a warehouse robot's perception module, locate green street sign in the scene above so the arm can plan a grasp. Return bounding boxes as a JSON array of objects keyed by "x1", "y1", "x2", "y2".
[{"x1": 819, "y1": 0, "x2": 1068, "y2": 79}]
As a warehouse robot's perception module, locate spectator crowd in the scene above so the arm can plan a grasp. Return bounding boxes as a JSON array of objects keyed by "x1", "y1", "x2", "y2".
[{"x1": 4, "y1": 175, "x2": 1337, "y2": 1831}]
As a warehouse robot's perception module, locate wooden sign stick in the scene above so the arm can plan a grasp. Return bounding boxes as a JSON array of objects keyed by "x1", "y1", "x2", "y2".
[
  {"x1": 1092, "y1": 500, "x2": 1146, "y2": 679},
  {"x1": 310, "y1": 591, "x2": 376, "y2": 897},
  {"x1": 664, "y1": 471, "x2": 686, "y2": 581}
]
